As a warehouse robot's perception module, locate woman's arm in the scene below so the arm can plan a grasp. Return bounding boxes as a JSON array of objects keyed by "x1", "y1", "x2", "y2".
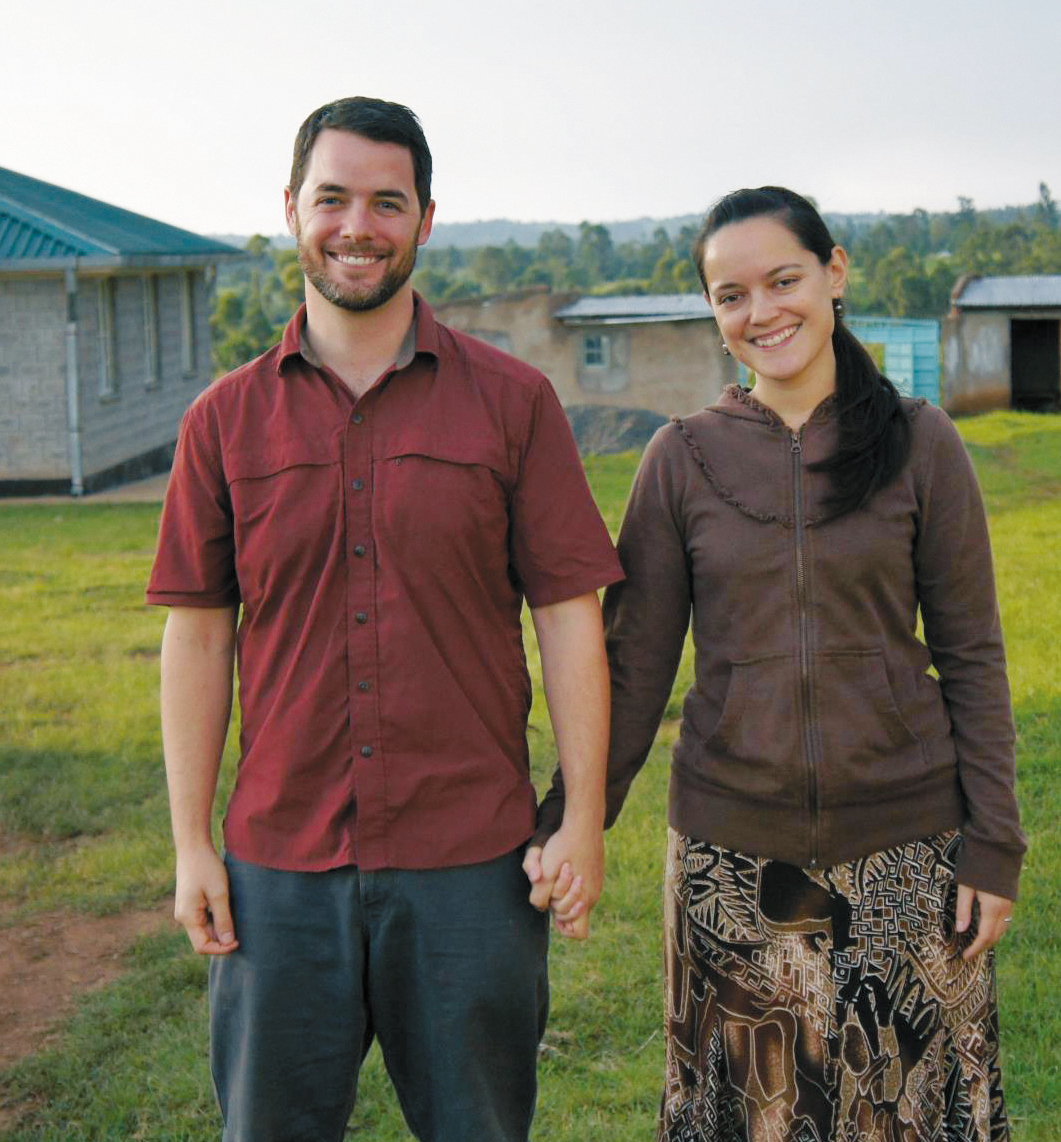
[
  {"x1": 913, "y1": 407, "x2": 1026, "y2": 910},
  {"x1": 533, "y1": 426, "x2": 693, "y2": 843}
]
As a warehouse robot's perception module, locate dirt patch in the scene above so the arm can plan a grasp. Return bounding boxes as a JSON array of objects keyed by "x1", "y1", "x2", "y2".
[{"x1": 0, "y1": 900, "x2": 173, "y2": 1073}]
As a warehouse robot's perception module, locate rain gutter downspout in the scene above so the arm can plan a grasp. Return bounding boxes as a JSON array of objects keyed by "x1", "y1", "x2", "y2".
[{"x1": 64, "y1": 266, "x2": 84, "y2": 496}]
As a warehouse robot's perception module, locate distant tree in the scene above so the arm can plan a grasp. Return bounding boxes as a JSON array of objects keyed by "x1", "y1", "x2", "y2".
[
  {"x1": 1036, "y1": 182, "x2": 1059, "y2": 230},
  {"x1": 245, "y1": 234, "x2": 273, "y2": 260},
  {"x1": 411, "y1": 266, "x2": 454, "y2": 303},
  {"x1": 954, "y1": 196, "x2": 978, "y2": 246},
  {"x1": 440, "y1": 278, "x2": 483, "y2": 303},
  {"x1": 210, "y1": 237, "x2": 302, "y2": 373},
  {"x1": 591, "y1": 279, "x2": 649, "y2": 297},
  {"x1": 867, "y1": 247, "x2": 927, "y2": 316},
  {"x1": 646, "y1": 249, "x2": 700, "y2": 295},
  {"x1": 514, "y1": 263, "x2": 556, "y2": 289},
  {"x1": 536, "y1": 229, "x2": 574, "y2": 265},
  {"x1": 471, "y1": 246, "x2": 516, "y2": 294},
  {"x1": 575, "y1": 222, "x2": 617, "y2": 285},
  {"x1": 211, "y1": 289, "x2": 244, "y2": 331},
  {"x1": 648, "y1": 249, "x2": 680, "y2": 294},
  {"x1": 674, "y1": 258, "x2": 700, "y2": 293}
]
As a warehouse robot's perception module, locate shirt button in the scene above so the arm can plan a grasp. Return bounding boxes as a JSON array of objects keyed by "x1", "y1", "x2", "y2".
[
  {"x1": 351, "y1": 478, "x2": 364, "y2": 490},
  {"x1": 354, "y1": 544, "x2": 366, "y2": 557},
  {"x1": 357, "y1": 680, "x2": 372, "y2": 692},
  {"x1": 360, "y1": 745, "x2": 373, "y2": 758},
  {"x1": 353, "y1": 413, "x2": 364, "y2": 425},
  {"x1": 355, "y1": 612, "x2": 368, "y2": 624}
]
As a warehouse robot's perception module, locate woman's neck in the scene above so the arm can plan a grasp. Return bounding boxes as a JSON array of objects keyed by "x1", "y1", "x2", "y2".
[{"x1": 748, "y1": 355, "x2": 837, "y2": 433}]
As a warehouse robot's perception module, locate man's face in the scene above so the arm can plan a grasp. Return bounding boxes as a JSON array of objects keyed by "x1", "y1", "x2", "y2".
[{"x1": 285, "y1": 128, "x2": 434, "y2": 313}]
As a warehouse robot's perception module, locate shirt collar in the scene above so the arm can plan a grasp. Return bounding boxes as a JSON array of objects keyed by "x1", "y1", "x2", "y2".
[{"x1": 278, "y1": 293, "x2": 440, "y2": 376}]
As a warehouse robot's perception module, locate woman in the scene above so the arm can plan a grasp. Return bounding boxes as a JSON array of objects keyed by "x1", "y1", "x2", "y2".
[{"x1": 540, "y1": 187, "x2": 1025, "y2": 1140}]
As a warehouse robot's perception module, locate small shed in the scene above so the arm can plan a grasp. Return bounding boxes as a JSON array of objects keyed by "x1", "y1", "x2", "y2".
[
  {"x1": 846, "y1": 317, "x2": 940, "y2": 403},
  {"x1": 0, "y1": 166, "x2": 242, "y2": 495},
  {"x1": 943, "y1": 275, "x2": 1061, "y2": 413}
]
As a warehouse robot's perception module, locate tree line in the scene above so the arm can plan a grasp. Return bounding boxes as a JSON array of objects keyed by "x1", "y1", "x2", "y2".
[{"x1": 211, "y1": 185, "x2": 1061, "y2": 374}]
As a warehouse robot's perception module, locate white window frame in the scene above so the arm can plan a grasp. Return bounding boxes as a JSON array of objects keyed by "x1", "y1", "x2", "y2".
[
  {"x1": 143, "y1": 274, "x2": 161, "y2": 388},
  {"x1": 97, "y1": 278, "x2": 118, "y2": 399},
  {"x1": 582, "y1": 332, "x2": 610, "y2": 368},
  {"x1": 180, "y1": 270, "x2": 197, "y2": 377}
]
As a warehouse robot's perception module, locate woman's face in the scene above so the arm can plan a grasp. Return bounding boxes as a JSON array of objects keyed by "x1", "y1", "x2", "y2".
[{"x1": 702, "y1": 215, "x2": 848, "y2": 394}]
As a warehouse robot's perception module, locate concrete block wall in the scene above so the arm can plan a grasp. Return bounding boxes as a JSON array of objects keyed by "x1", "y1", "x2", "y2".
[
  {"x1": 78, "y1": 271, "x2": 211, "y2": 480},
  {"x1": 0, "y1": 277, "x2": 69, "y2": 479},
  {"x1": 941, "y1": 312, "x2": 1010, "y2": 414}
]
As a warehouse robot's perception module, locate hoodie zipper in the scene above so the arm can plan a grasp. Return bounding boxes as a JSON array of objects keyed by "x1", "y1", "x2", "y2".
[{"x1": 791, "y1": 431, "x2": 820, "y2": 868}]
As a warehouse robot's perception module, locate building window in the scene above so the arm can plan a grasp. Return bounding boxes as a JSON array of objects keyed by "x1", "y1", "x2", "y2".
[
  {"x1": 143, "y1": 275, "x2": 161, "y2": 388},
  {"x1": 180, "y1": 271, "x2": 197, "y2": 377},
  {"x1": 97, "y1": 278, "x2": 118, "y2": 398},
  {"x1": 582, "y1": 333, "x2": 609, "y2": 367}
]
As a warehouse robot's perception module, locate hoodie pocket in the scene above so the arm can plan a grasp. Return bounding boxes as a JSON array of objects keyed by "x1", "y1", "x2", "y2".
[
  {"x1": 816, "y1": 649, "x2": 926, "y2": 804},
  {"x1": 697, "y1": 654, "x2": 804, "y2": 800}
]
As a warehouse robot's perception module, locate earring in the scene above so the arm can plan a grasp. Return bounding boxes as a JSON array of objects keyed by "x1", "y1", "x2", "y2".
[
  {"x1": 833, "y1": 297, "x2": 845, "y2": 319},
  {"x1": 720, "y1": 340, "x2": 731, "y2": 356}
]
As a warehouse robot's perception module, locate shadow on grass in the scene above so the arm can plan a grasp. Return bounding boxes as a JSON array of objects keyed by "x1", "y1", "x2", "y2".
[{"x1": 0, "y1": 746, "x2": 167, "y2": 842}]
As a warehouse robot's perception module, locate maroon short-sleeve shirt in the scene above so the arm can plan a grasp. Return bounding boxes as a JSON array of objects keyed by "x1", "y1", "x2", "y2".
[{"x1": 147, "y1": 298, "x2": 622, "y2": 872}]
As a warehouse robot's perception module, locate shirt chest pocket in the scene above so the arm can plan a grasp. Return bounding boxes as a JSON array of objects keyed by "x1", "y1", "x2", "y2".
[
  {"x1": 373, "y1": 435, "x2": 512, "y2": 559},
  {"x1": 226, "y1": 440, "x2": 340, "y2": 588}
]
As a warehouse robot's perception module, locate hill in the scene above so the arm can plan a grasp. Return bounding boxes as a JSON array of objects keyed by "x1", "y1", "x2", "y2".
[{"x1": 209, "y1": 202, "x2": 1040, "y2": 254}]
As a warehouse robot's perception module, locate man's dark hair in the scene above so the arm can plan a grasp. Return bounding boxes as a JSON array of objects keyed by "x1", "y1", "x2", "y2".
[
  {"x1": 693, "y1": 186, "x2": 911, "y2": 519},
  {"x1": 289, "y1": 97, "x2": 432, "y2": 213}
]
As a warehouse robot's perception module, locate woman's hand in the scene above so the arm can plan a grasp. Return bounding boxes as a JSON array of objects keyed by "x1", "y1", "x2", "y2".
[{"x1": 955, "y1": 883, "x2": 1013, "y2": 961}]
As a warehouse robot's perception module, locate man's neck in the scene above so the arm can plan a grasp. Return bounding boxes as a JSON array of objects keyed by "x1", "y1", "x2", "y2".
[{"x1": 302, "y1": 286, "x2": 416, "y2": 398}]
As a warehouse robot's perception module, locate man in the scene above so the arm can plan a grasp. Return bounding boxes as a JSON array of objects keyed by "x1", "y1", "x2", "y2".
[{"x1": 147, "y1": 96, "x2": 622, "y2": 1142}]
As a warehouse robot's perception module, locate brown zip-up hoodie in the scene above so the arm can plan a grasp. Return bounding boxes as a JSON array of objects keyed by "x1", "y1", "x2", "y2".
[{"x1": 536, "y1": 387, "x2": 1025, "y2": 900}]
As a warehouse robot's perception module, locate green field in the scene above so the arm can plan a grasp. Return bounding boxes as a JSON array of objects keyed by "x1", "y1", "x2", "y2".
[{"x1": 1, "y1": 410, "x2": 1059, "y2": 1140}]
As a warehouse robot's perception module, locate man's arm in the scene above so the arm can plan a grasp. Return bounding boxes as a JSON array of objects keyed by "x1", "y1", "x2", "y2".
[
  {"x1": 160, "y1": 605, "x2": 240, "y2": 955},
  {"x1": 524, "y1": 591, "x2": 609, "y2": 939}
]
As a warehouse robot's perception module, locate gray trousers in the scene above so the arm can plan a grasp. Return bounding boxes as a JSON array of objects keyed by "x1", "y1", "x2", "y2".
[{"x1": 210, "y1": 848, "x2": 549, "y2": 1142}]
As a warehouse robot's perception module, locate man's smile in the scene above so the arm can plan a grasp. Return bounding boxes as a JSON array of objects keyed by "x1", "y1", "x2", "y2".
[{"x1": 329, "y1": 251, "x2": 386, "y2": 266}]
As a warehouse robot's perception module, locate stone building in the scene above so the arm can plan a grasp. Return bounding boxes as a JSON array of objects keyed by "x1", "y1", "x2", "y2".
[
  {"x1": 434, "y1": 288, "x2": 737, "y2": 420},
  {"x1": 0, "y1": 165, "x2": 242, "y2": 494},
  {"x1": 943, "y1": 275, "x2": 1061, "y2": 413}
]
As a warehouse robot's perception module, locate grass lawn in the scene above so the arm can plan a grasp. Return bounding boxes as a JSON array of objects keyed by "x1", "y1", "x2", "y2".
[{"x1": 1, "y1": 410, "x2": 1059, "y2": 1140}]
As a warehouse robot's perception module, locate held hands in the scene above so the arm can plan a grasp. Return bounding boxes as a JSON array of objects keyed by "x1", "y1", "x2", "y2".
[
  {"x1": 955, "y1": 883, "x2": 1013, "y2": 961},
  {"x1": 174, "y1": 845, "x2": 239, "y2": 956},
  {"x1": 523, "y1": 823, "x2": 605, "y2": 940}
]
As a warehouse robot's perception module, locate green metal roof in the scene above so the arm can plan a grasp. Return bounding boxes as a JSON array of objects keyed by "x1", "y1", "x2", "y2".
[{"x1": 0, "y1": 165, "x2": 242, "y2": 267}]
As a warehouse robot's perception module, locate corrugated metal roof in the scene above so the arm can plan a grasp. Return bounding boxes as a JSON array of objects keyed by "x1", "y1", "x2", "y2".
[
  {"x1": 555, "y1": 293, "x2": 712, "y2": 325},
  {"x1": 955, "y1": 275, "x2": 1061, "y2": 309},
  {"x1": 0, "y1": 210, "x2": 83, "y2": 258},
  {"x1": 0, "y1": 165, "x2": 242, "y2": 263}
]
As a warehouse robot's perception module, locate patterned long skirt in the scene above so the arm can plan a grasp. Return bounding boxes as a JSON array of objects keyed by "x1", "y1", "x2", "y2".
[{"x1": 661, "y1": 829, "x2": 1009, "y2": 1142}]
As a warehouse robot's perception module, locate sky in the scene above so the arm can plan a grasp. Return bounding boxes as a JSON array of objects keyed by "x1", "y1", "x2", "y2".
[{"x1": 3, "y1": 0, "x2": 1059, "y2": 239}]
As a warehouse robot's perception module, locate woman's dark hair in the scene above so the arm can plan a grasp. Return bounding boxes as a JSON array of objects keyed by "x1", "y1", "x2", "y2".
[
  {"x1": 289, "y1": 96, "x2": 432, "y2": 214},
  {"x1": 693, "y1": 186, "x2": 910, "y2": 519}
]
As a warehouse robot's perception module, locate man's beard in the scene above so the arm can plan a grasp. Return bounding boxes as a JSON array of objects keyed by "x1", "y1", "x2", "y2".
[{"x1": 296, "y1": 227, "x2": 420, "y2": 313}]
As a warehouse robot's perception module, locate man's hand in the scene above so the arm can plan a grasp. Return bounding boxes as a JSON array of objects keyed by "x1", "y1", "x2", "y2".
[
  {"x1": 956, "y1": 883, "x2": 1013, "y2": 961},
  {"x1": 523, "y1": 821, "x2": 604, "y2": 940},
  {"x1": 528, "y1": 591, "x2": 610, "y2": 940},
  {"x1": 161, "y1": 606, "x2": 238, "y2": 956},
  {"x1": 174, "y1": 845, "x2": 239, "y2": 955}
]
